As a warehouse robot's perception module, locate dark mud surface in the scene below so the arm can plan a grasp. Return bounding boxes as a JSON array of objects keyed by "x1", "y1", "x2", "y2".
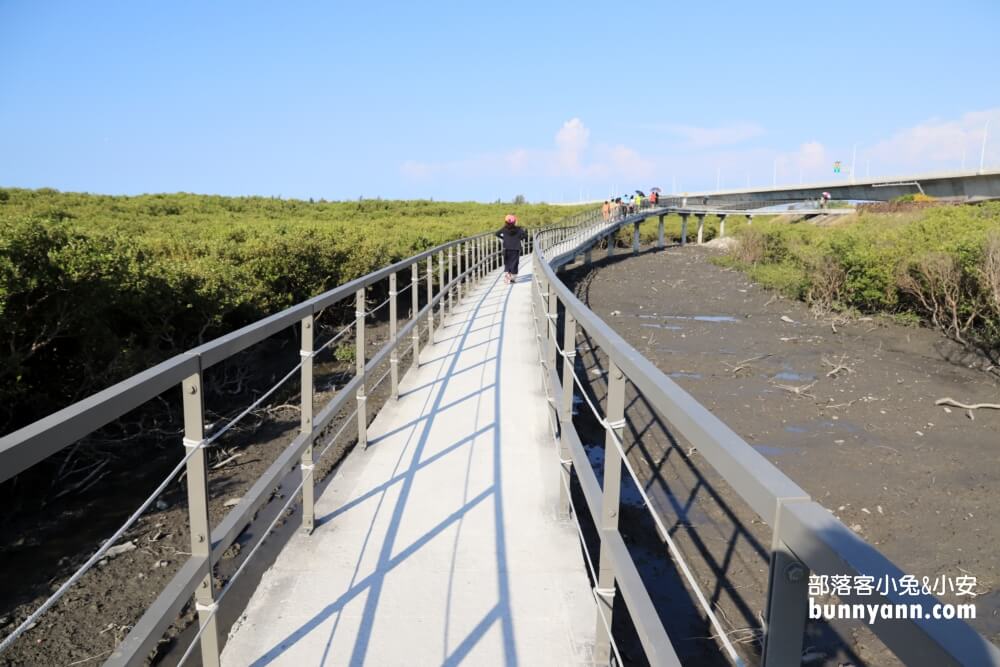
[
  {"x1": 563, "y1": 244, "x2": 1000, "y2": 666},
  {"x1": 0, "y1": 314, "x2": 414, "y2": 666}
]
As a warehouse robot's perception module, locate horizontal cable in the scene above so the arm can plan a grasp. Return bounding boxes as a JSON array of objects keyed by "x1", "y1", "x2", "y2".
[
  {"x1": 315, "y1": 320, "x2": 356, "y2": 355},
  {"x1": 204, "y1": 362, "x2": 302, "y2": 448},
  {"x1": 362, "y1": 294, "x2": 393, "y2": 317},
  {"x1": 552, "y1": 325, "x2": 742, "y2": 665},
  {"x1": 0, "y1": 440, "x2": 207, "y2": 653}
]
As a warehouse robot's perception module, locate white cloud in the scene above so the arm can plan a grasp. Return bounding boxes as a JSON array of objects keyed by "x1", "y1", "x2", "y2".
[
  {"x1": 554, "y1": 117, "x2": 590, "y2": 172},
  {"x1": 400, "y1": 117, "x2": 655, "y2": 194},
  {"x1": 866, "y1": 108, "x2": 1000, "y2": 170},
  {"x1": 650, "y1": 121, "x2": 765, "y2": 148},
  {"x1": 795, "y1": 141, "x2": 827, "y2": 170}
]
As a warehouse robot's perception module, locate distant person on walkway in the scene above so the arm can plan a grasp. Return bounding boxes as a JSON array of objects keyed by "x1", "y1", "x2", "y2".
[
  {"x1": 635, "y1": 193, "x2": 643, "y2": 210},
  {"x1": 602, "y1": 200, "x2": 610, "y2": 221},
  {"x1": 496, "y1": 214, "x2": 527, "y2": 285}
]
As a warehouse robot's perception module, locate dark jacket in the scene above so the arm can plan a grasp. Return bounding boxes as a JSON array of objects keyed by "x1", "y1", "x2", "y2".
[{"x1": 496, "y1": 225, "x2": 527, "y2": 251}]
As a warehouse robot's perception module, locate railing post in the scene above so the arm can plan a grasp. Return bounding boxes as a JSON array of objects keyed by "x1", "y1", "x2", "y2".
[
  {"x1": 463, "y1": 241, "x2": 470, "y2": 295},
  {"x1": 761, "y1": 502, "x2": 811, "y2": 667},
  {"x1": 546, "y1": 288, "x2": 557, "y2": 373},
  {"x1": 657, "y1": 214, "x2": 665, "y2": 249},
  {"x1": 181, "y1": 368, "x2": 220, "y2": 667},
  {"x1": 594, "y1": 361, "x2": 625, "y2": 665},
  {"x1": 389, "y1": 272, "x2": 399, "y2": 400},
  {"x1": 426, "y1": 257, "x2": 434, "y2": 345},
  {"x1": 447, "y1": 246, "x2": 454, "y2": 314},
  {"x1": 355, "y1": 287, "x2": 367, "y2": 449},
  {"x1": 300, "y1": 313, "x2": 315, "y2": 535},
  {"x1": 410, "y1": 259, "x2": 420, "y2": 368},
  {"x1": 558, "y1": 310, "x2": 576, "y2": 519},
  {"x1": 438, "y1": 250, "x2": 445, "y2": 320},
  {"x1": 457, "y1": 242, "x2": 464, "y2": 301}
]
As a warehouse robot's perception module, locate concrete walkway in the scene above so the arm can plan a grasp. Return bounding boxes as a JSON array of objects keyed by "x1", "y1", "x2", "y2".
[{"x1": 222, "y1": 258, "x2": 593, "y2": 667}]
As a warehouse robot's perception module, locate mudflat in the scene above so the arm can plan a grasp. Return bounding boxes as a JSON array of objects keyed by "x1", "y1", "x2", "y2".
[{"x1": 563, "y1": 244, "x2": 1000, "y2": 666}]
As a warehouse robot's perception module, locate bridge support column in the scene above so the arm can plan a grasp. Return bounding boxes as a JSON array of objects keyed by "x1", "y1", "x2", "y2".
[
  {"x1": 356, "y1": 288, "x2": 368, "y2": 450},
  {"x1": 181, "y1": 369, "x2": 221, "y2": 667},
  {"x1": 718, "y1": 214, "x2": 727, "y2": 239},
  {"x1": 761, "y1": 513, "x2": 810, "y2": 667},
  {"x1": 746, "y1": 213, "x2": 754, "y2": 226},
  {"x1": 300, "y1": 313, "x2": 315, "y2": 535},
  {"x1": 680, "y1": 214, "x2": 689, "y2": 246},
  {"x1": 584, "y1": 248, "x2": 592, "y2": 265},
  {"x1": 607, "y1": 234, "x2": 616, "y2": 258},
  {"x1": 389, "y1": 272, "x2": 399, "y2": 400},
  {"x1": 632, "y1": 222, "x2": 640, "y2": 255},
  {"x1": 558, "y1": 310, "x2": 576, "y2": 519},
  {"x1": 657, "y1": 214, "x2": 665, "y2": 249},
  {"x1": 696, "y1": 214, "x2": 706, "y2": 245},
  {"x1": 594, "y1": 362, "x2": 626, "y2": 665}
]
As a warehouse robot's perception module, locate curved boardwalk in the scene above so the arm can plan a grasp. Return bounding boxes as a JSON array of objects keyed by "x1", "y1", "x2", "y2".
[{"x1": 222, "y1": 258, "x2": 593, "y2": 666}]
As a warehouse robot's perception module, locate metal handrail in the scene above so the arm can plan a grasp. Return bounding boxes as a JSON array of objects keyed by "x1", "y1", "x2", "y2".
[
  {"x1": 530, "y1": 212, "x2": 1000, "y2": 666},
  {"x1": 0, "y1": 226, "x2": 517, "y2": 666},
  {"x1": 0, "y1": 230, "x2": 499, "y2": 483}
]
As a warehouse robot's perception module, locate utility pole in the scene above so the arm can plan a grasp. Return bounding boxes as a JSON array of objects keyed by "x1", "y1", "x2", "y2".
[{"x1": 981, "y1": 119, "x2": 992, "y2": 174}]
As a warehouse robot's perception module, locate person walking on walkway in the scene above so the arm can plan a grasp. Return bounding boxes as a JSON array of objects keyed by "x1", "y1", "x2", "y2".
[{"x1": 496, "y1": 214, "x2": 527, "y2": 285}]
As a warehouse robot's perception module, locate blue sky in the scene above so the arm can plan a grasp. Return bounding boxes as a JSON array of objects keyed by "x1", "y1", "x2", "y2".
[{"x1": 2, "y1": 0, "x2": 999, "y2": 202}]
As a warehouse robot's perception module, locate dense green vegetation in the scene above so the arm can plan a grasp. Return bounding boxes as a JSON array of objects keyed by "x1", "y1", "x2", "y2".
[
  {"x1": 718, "y1": 203, "x2": 1000, "y2": 364},
  {"x1": 0, "y1": 188, "x2": 590, "y2": 432}
]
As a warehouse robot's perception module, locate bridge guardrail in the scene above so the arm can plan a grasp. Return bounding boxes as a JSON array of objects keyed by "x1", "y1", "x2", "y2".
[
  {"x1": 0, "y1": 224, "x2": 546, "y2": 665},
  {"x1": 530, "y1": 211, "x2": 1000, "y2": 666}
]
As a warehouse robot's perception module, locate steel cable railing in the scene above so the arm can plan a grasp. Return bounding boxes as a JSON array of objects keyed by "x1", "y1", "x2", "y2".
[
  {"x1": 0, "y1": 345, "x2": 330, "y2": 654},
  {"x1": 176, "y1": 405, "x2": 360, "y2": 665},
  {"x1": 530, "y1": 204, "x2": 1000, "y2": 666},
  {"x1": 0, "y1": 221, "x2": 562, "y2": 663},
  {"x1": 540, "y1": 314, "x2": 742, "y2": 664}
]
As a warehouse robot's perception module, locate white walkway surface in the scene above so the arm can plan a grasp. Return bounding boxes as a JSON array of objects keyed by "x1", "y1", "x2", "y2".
[{"x1": 222, "y1": 258, "x2": 594, "y2": 666}]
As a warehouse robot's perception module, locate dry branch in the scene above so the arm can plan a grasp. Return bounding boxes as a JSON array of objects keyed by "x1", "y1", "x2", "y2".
[
  {"x1": 822, "y1": 354, "x2": 854, "y2": 378},
  {"x1": 774, "y1": 380, "x2": 817, "y2": 399},
  {"x1": 934, "y1": 397, "x2": 1000, "y2": 411}
]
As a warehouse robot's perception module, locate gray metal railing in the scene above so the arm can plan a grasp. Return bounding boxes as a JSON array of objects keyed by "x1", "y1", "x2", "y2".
[
  {"x1": 530, "y1": 212, "x2": 1000, "y2": 666},
  {"x1": 0, "y1": 229, "x2": 512, "y2": 665}
]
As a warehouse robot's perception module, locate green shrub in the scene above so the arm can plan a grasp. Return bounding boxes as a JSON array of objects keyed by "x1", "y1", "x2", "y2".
[
  {"x1": 725, "y1": 202, "x2": 1000, "y2": 355},
  {"x1": 333, "y1": 343, "x2": 356, "y2": 363},
  {"x1": 0, "y1": 188, "x2": 592, "y2": 431}
]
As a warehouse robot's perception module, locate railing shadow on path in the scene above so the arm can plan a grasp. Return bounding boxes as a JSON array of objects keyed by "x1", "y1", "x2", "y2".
[{"x1": 245, "y1": 271, "x2": 520, "y2": 667}]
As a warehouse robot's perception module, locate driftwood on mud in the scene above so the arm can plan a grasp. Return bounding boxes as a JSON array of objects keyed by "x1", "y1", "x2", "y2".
[{"x1": 934, "y1": 397, "x2": 1000, "y2": 411}]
